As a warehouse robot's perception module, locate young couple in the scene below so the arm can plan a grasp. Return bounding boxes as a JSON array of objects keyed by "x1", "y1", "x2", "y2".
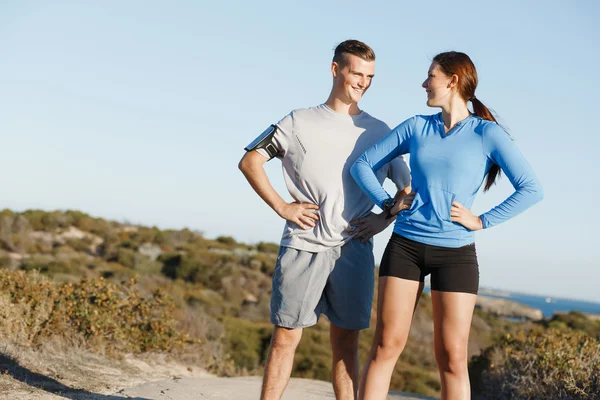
[{"x1": 239, "y1": 40, "x2": 543, "y2": 400}]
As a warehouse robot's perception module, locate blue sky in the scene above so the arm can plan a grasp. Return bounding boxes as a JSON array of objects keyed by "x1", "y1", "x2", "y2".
[{"x1": 1, "y1": 1, "x2": 598, "y2": 302}]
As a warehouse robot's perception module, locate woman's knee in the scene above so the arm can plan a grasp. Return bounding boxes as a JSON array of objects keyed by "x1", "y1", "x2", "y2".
[
  {"x1": 372, "y1": 328, "x2": 408, "y2": 360},
  {"x1": 435, "y1": 343, "x2": 468, "y2": 373}
]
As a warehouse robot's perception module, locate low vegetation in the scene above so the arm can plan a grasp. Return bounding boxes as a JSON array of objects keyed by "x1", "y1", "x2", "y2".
[
  {"x1": 470, "y1": 327, "x2": 600, "y2": 399},
  {"x1": 1, "y1": 209, "x2": 598, "y2": 398}
]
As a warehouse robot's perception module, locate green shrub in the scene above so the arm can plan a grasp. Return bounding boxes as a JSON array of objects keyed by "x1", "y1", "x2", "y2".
[
  {"x1": 0, "y1": 214, "x2": 31, "y2": 252},
  {"x1": 256, "y1": 242, "x2": 279, "y2": 254},
  {"x1": 136, "y1": 228, "x2": 160, "y2": 244},
  {"x1": 117, "y1": 248, "x2": 137, "y2": 268},
  {"x1": 293, "y1": 322, "x2": 332, "y2": 381},
  {"x1": 134, "y1": 257, "x2": 163, "y2": 275},
  {"x1": 28, "y1": 240, "x2": 53, "y2": 254},
  {"x1": 97, "y1": 232, "x2": 120, "y2": 261},
  {"x1": 216, "y1": 236, "x2": 236, "y2": 246},
  {"x1": 250, "y1": 253, "x2": 277, "y2": 276},
  {"x1": 545, "y1": 311, "x2": 600, "y2": 340},
  {"x1": 20, "y1": 210, "x2": 69, "y2": 231},
  {"x1": 159, "y1": 253, "x2": 183, "y2": 279},
  {"x1": 159, "y1": 250, "x2": 243, "y2": 290},
  {"x1": 20, "y1": 254, "x2": 55, "y2": 273},
  {"x1": 19, "y1": 209, "x2": 46, "y2": 231},
  {"x1": 223, "y1": 317, "x2": 271, "y2": 372},
  {"x1": 0, "y1": 253, "x2": 12, "y2": 269},
  {"x1": 65, "y1": 238, "x2": 93, "y2": 254}
]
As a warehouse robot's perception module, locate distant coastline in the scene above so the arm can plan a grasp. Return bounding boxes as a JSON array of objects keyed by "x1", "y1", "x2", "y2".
[
  {"x1": 476, "y1": 289, "x2": 600, "y2": 318},
  {"x1": 425, "y1": 285, "x2": 600, "y2": 318},
  {"x1": 478, "y1": 286, "x2": 600, "y2": 305}
]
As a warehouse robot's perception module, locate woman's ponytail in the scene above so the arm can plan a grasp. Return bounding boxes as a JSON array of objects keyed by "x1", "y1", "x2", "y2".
[
  {"x1": 471, "y1": 97, "x2": 501, "y2": 191},
  {"x1": 433, "y1": 51, "x2": 504, "y2": 192}
]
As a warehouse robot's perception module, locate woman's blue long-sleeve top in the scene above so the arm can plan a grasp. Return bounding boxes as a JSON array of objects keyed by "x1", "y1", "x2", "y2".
[{"x1": 350, "y1": 113, "x2": 543, "y2": 248}]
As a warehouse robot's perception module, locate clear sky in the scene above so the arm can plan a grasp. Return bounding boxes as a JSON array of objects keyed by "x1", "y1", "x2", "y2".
[{"x1": 1, "y1": 1, "x2": 598, "y2": 302}]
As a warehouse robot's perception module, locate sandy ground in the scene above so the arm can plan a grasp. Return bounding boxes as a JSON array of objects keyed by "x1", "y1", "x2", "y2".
[
  {"x1": 118, "y1": 376, "x2": 437, "y2": 400},
  {"x1": 0, "y1": 376, "x2": 436, "y2": 400},
  {"x1": 0, "y1": 342, "x2": 436, "y2": 400},
  {"x1": 0, "y1": 342, "x2": 210, "y2": 400},
  {"x1": 0, "y1": 355, "x2": 436, "y2": 400}
]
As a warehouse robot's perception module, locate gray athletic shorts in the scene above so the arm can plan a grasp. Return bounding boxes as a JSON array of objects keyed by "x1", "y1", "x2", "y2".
[{"x1": 270, "y1": 239, "x2": 375, "y2": 330}]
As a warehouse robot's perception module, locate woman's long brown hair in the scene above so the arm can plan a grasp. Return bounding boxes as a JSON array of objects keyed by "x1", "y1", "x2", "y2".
[{"x1": 433, "y1": 51, "x2": 501, "y2": 191}]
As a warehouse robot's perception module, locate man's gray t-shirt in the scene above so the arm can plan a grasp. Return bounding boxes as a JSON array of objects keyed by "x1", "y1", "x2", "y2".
[{"x1": 257, "y1": 104, "x2": 410, "y2": 252}]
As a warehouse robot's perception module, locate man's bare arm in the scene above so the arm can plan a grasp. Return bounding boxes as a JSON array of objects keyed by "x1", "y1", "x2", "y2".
[{"x1": 238, "y1": 151, "x2": 319, "y2": 230}]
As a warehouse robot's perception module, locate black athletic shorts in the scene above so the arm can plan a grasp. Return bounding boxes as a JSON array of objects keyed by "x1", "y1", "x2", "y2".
[{"x1": 379, "y1": 233, "x2": 479, "y2": 294}]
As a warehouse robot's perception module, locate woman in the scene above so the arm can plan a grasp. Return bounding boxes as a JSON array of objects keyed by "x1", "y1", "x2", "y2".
[{"x1": 350, "y1": 51, "x2": 543, "y2": 399}]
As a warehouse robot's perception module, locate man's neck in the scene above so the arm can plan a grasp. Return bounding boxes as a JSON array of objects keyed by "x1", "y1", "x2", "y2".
[{"x1": 324, "y1": 95, "x2": 361, "y2": 116}]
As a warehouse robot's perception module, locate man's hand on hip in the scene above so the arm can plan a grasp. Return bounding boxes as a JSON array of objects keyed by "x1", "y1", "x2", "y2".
[{"x1": 277, "y1": 202, "x2": 319, "y2": 230}]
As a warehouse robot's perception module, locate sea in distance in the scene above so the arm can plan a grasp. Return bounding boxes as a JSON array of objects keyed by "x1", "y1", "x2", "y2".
[{"x1": 424, "y1": 286, "x2": 600, "y2": 318}]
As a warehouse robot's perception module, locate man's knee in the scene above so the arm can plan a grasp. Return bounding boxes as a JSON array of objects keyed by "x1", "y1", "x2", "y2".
[
  {"x1": 330, "y1": 325, "x2": 360, "y2": 355},
  {"x1": 270, "y1": 326, "x2": 303, "y2": 353}
]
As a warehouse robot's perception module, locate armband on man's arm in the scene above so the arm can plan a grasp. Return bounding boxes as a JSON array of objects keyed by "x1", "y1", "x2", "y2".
[{"x1": 244, "y1": 125, "x2": 278, "y2": 160}]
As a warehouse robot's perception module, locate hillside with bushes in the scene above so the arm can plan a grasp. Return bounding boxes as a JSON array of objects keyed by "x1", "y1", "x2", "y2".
[{"x1": 0, "y1": 209, "x2": 597, "y2": 398}]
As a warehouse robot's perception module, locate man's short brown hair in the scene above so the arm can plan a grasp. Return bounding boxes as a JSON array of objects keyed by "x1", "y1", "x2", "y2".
[{"x1": 332, "y1": 40, "x2": 375, "y2": 67}]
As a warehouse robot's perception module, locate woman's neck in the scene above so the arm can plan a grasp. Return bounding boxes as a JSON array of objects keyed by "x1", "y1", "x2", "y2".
[{"x1": 440, "y1": 97, "x2": 470, "y2": 133}]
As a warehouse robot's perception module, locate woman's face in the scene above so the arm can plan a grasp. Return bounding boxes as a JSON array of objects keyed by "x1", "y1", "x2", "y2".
[{"x1": 422, "y1": 62, "x2": 454, "y2": 107}]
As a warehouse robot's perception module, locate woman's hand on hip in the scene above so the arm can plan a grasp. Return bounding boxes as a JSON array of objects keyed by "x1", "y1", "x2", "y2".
[
  {"x1": 451, "y1": 201, "x2": 483, "y2": 231},
  {"x1": 390, "y1": 191, "x2": 415, "y2": 217}
]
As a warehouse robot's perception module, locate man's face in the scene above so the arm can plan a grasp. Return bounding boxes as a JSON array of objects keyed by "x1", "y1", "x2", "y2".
[{"x1": 332, "y1": 54, "x2": 375, "y2": 104}]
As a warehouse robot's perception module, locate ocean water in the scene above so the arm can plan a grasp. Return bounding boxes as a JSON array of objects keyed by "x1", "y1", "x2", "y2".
[
  {"x1": 423, "y1": 286, "x2": 600, "y2": 318},
  {"x1": 479, "y1": 290, "x2": 600, "y2": 318}
]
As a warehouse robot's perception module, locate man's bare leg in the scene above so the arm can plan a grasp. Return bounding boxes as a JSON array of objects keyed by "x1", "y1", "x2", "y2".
[
  {"x1": 261, "y1": 326, "x2": 303, "y2": 400},
  {"x1": 330, "y1": 324, "x2": 360, "y2": 399}
]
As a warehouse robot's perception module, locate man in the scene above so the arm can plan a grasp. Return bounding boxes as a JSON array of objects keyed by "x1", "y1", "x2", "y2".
[{"x1": 239, "y1": 40, "x2": 412, "y2": 400}]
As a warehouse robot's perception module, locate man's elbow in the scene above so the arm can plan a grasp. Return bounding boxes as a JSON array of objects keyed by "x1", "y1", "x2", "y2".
[
  {"x1": 238, "y1": 152, "x2": 252, "y2": 174},
  {"x1": 238, "y1": 155, "x2": 247, "y2": 173},
  {"x1": 239, "y1": 151, "x2": 264, "y2": 175}
]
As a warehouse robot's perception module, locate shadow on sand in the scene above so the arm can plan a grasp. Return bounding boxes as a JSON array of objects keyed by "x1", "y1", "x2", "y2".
[{"x1": 0, "y1": 353, "x2": 150, "y2": 400}]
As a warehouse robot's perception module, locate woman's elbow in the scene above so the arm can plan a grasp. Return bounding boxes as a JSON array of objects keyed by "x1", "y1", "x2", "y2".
[
  {"x1": 534, "y1": 185, "x2": 544, "y2": 203},
  {"x1": 529, "y1": 181, "x2": 544, "y2": 204},
  {"x1": 349, "y1": 163, "x2": 358, "y2": 180},
  {"x1": 350, "y1": 158, "x2": 367, "y2": 180}
]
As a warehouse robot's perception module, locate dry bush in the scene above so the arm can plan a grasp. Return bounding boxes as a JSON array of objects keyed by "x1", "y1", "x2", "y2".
[
  {"x1": 0, "y1": 269, "x2": 191, "y2": 355},
  {"x1": 470, "y1": 328, "x2": 600, "y2": 399},
  {"x1": 0, "y1": 214, "x2": 31, "y2": 253}
]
